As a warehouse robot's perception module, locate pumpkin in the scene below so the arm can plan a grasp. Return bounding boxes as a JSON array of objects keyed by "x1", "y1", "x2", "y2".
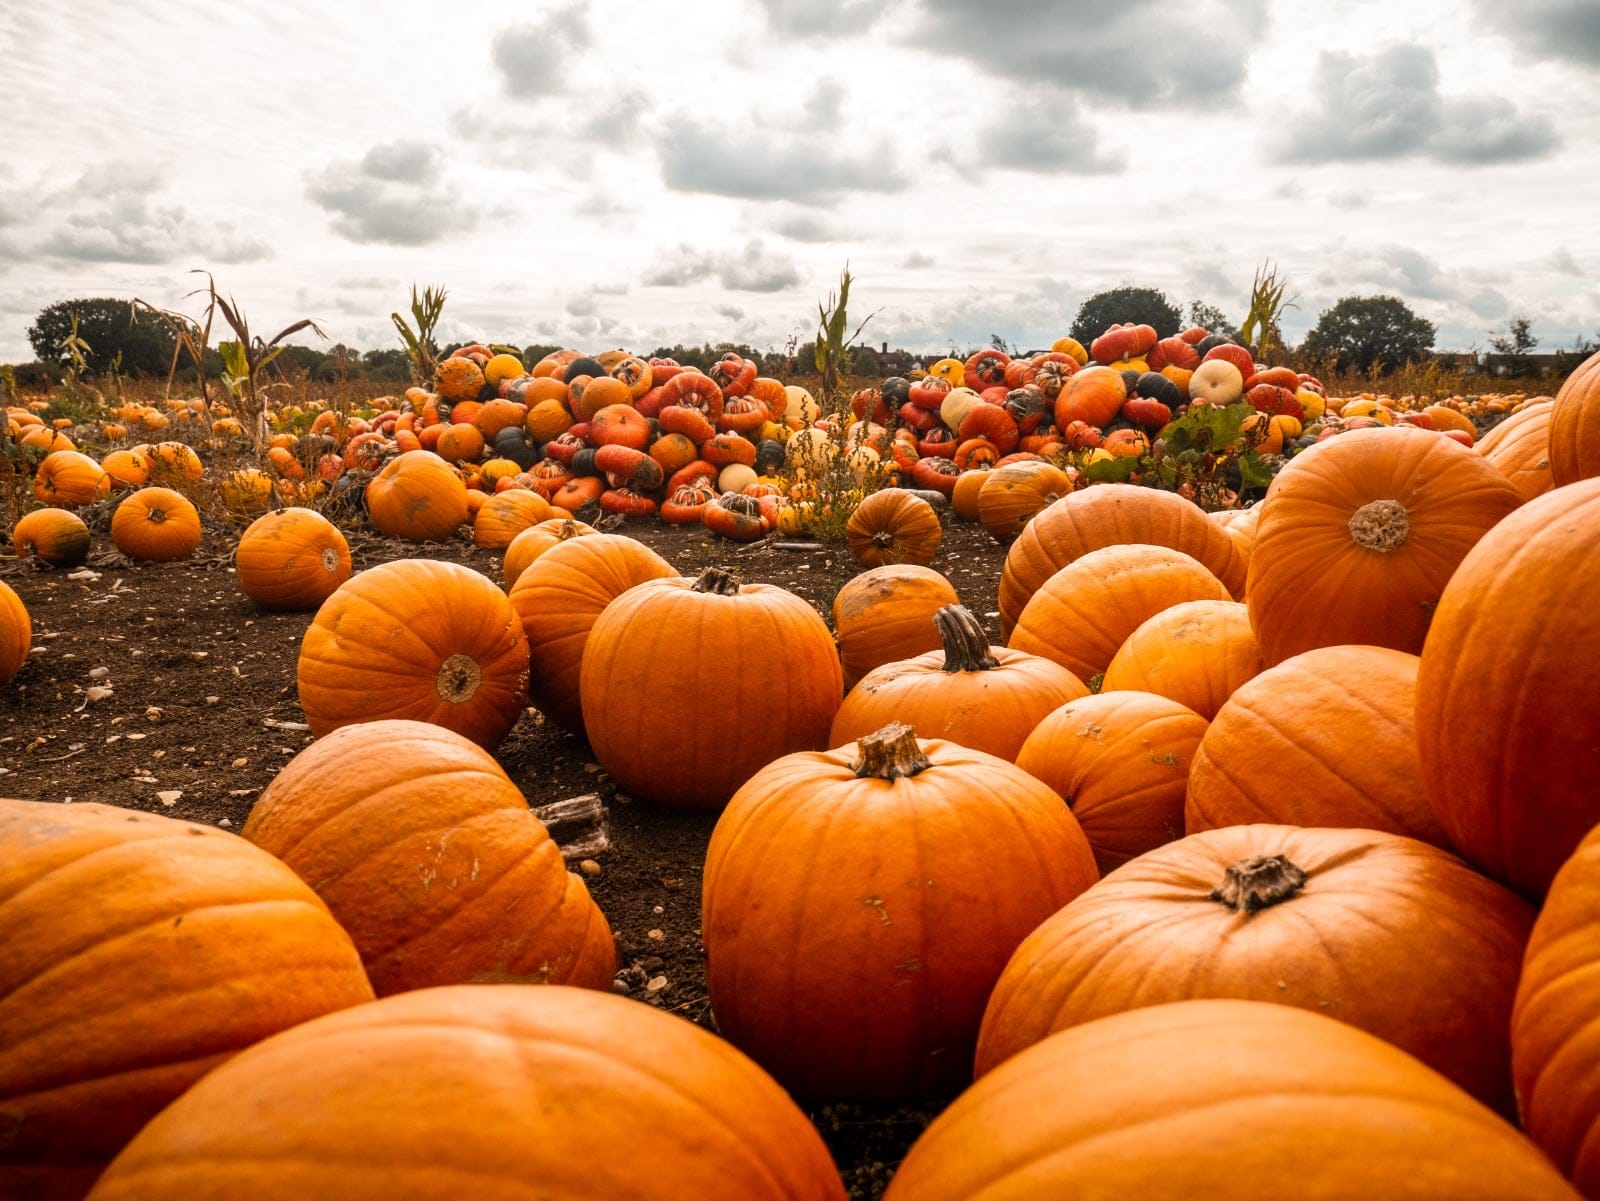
[
  {"x1": 1246, "y1": 426, "x2": 1522, "y2": 665},
  {"x1": 0, "y1": 799, "x2": 372, "y2": 1198},
  {"x1": 110, "y1": 487, "x2": 202, "y2": 562},
  {"x1": 1100, "y1": 599, "x2": 1262, "y2": 720},
  {"x1": 974, "y1": 823, "x2": 1533, "y2": 1113},
  {"x1": 1477, "y1": 399, "x2": 1553, "y2": 501},
  {"x1": 243, "y1": 719, "x2": 614, "y2": 995},
  {"x1": 976, "y1": 460, "x2": 1073, "y2": 545},
  {"x1": 0, "y1": 580, "x2": 29, "y2": 684},
  {"x1": 844, "y1": 487, "x2": 942, "y2": 567},
  {"x1": 84, "y1": 984, "x2": 847, "y2": 1201},
  {"x1": 433, "y1": 354, "x2": 485, "y2": 402},
  {"x1": 32, "y1": 450, "x2": 108, "y2": 506},
  {"x1": 142, "y1": 441, "x2": 203, "y2": 484},
  {"x1": 501, "y1": 517, "x2": 596, "y2": 590},
  {"x1": 999, "y1": 484, "x2": 1246, "y2": 639},
  {"x1": 1415, "y1": 476, "x2": 1600, "y2": 899},
  {"x1": 1511, "y1": 823, "x2": 1600, "y2": 1195},
  {"x1": 11, "y1": 508, "x2": 91, "y2": 569},
  {"x1": 216, "y1": 467, "x2": 274, "y2": 516},
  {"x1": 1008, "y1": 544, "x2": 1231, "y2": 683},
  {"x1": 99, "y1": 448, "x2": 148, "y2": 490},
  {"x1": 297, "y1": 559, "x2": 530, "y2": 749},
  {"x1": 235, "y1": 509, "x2": 352, "y2": 611},
  {"x1": 433, "y1": 421, "x2": 484, "y2": 464},
  {"x1": 948, "y1": 466, "x2": 988, "y2": 522},
  {"x1": 884, "y1": 1000, "x2": 1582, "y2": 1201},
  {"x1": 365, "y1": 450, "x2": 469, "y2": 542},
  {"x1": 580, "y1": 567, "x2": 842, "y2": 810},
  {"x1": 470, "y1": 488, "x2": 553, "y2": 550},
  {"x1": 507, "y1": 533, "x2": 677, "y2": 735},
  {"x1": 1547, "y1": 347, "x2": 1600, "y2": 485},
  {"x1": 1015, "y1": 691, "x2": 1207, "y2": 874},
  {"x1": 832, "y1": 564, "x2": 960, "y2": 692},
  {"x1": 1186, "y1": 643, "x2": 1448, "y2": 845},
  {"x1": 702, "y1": 722, "x2": 1098, "y2": 1101},
  {"x1": 831, "y1": 605, "x2": 1087, "y2": 761},
  {"x1": 1053, "y1": 364, "x2": 1126, "y2": 429}
]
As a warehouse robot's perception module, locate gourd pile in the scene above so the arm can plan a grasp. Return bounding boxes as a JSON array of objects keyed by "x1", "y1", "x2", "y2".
[{"x1": 1, "y1": 345, "x2": 1598, "y2": 1200}]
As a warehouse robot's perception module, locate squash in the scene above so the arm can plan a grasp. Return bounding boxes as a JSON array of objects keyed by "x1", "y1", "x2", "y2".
[
  {"x1": 110, "y1": 487, "x2": 202, "y2": 562},
  {"x1": 365, "y1": 450, "x2": 468, "y2": 542},
  {"x1": 1100, "y1": 599, "x2": 1261, "y2": 720},
  {"x1": 1548, "y1": 347, "x2": 1600, "y2": 485},
  {"x1": 11, "y1": 508, "x2": 91, "y2": 569},
  {"x1": 844, "y1": 488, "x2": 942, "y2": 567},
  {"x1": 0, "y1": 580, "x2": 30, "y2": 684},
  {"x1": 832, "y1": 564, "x2": 959, "y2": 693},
  {"x1": 235, "y1": 509, "x2": 352, "y2": 611}
]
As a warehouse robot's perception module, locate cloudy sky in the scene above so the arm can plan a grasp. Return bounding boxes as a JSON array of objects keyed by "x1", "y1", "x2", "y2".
[{"x1": 3, "y1": 0, "x2": 1597, "y2": 364}]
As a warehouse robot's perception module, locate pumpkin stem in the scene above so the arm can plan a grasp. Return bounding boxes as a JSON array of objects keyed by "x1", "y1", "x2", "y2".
[
  {"x1": 1210, "y1": 855, "x2": 1308, "y2": 914},
  {"x1": 853, "y1": 722, "x2": 931, "y2": 780},
  {"x1": 556, "y1": 520, "x2": 582, "y2": 541},
  {"x1": 435, "y1": 652, "x2": 483, "y2": 705},
  {"x1": 1348, "y1": 499, "x2": 1409, "y2": 551},
  {"x1": 691, "y1": 566, "x2": 741, "y2": 595},
  {"x1": 934, "y1": 605, "x2": 1000, "y2": 673}
]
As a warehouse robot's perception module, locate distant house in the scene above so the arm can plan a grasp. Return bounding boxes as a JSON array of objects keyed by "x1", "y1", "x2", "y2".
[{"x1": 1481, "y1": 352, "x2": 1563, "y2": 378}]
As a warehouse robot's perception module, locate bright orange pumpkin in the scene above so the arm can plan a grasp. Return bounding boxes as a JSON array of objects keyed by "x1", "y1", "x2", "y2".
[{"x1": 235, "y1": 509, "x2": 352, "y2": 611}]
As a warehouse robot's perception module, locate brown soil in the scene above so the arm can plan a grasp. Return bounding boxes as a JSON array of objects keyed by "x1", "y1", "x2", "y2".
[{"x1": 0, "y1": 504, "x2": 1011, "y2": 1199}]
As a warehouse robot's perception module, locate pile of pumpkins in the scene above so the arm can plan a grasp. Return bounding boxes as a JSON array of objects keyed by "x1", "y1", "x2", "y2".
[{"x1": 3, "y1": 349, "x2": 1599, "y2": 1198}]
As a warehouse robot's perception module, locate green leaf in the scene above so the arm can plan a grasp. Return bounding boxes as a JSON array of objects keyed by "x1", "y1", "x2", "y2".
[
  {"x1": 1160, "y1": 402, "x2": 1256, "y2": 456},
  {"x1": 1084, "y1": 455, "x2": 1141, "y2": 484},
  {"x1": 1237, "y1": 451, "x2": 1277, "y2": 493}
]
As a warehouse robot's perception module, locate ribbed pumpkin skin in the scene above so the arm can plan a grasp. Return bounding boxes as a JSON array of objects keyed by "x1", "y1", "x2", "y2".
[
  {"x1": 500, "y1": 517, "x2": 595, "y2": 589},
  {"x1": 297, "y1": 559, "x2": 530, "y2": 750},
  {"x1": 242, "y1": 720, "x2": 614, "y2": 996},
  {"x1": 32, "y1": 450, "x2": 107, "y2": 506},
  {"x1": 12, "y1": 508, "x2": 91, "y2": 568},
  {"x1": 110, "y1": 487, "x2": 202, "y2": 562},
  {"x1": 832, "y1": 564, "x2": 959, "y2": 692},
  {"x1": 1512, "y1": 824, "x2": 1600, "y2": 1196},
  {"x1": 702, "y1": 735, "x2": 1099, "y2": 1101},
  {"x1": 1548, "y1": 348, "x2": 1600, "y2": 485},
  {"x1": 975, "y1": 824, "x2": 1533, "y2": 1113},
  {"x1": 1016, "y1": 692, "x2": 1207, "y2": 874},
  {"x1": 0, "y1": 800, "x2": 373, "y2": 1199},
  {"x1": 1416, "y1": 478, "x2": 1600, "y2": 899},
  {"x1": 976, "y1": 461, "x2": 1072, "y2": 545},
  {"x1": 85, "y1": 985, "x2": 848, "y2": 1201},
  {"x1": 1008, "y1": 544, "x2": 1231, "y2": 682},
  {"x1": 0, "y1": 581, "x2": 29, "y2": 684},
  {"x1": 235, "y1": 509, "x2": 351, "y2": 611},
  {"x1": 999, "y1": 484, "x2": 1246, "y2": 638},
  {"x1": 507, "y1": 534, "x2": 677, "y2": 735},
  {"x1": 844, "y1": 488, "x2": 942, "y2": 567},
  {"x1": 885, "y1": 1000, "x2": 1582, "y2": 1201},
  {"x1": 1478, "y1": 400, "x2": 1554, "y2": 501},
  {"x1": 1245, "y1": 427, "x2": 1522, "y2": 666},
  {"x1": 831, "y1": 645, "x2": 1086, "y2": 762},
  {"x1": 1185, "y1": 644, "x2": 1449, "y2": 847},
  {"x1": 364, "y1": 450, "x2": 468, "y2": 542},
  {"x1": 471, "y1": 489, "x2": 553, "y2": 550},
  {"x1": 581, "y1": 572, "x2": 842, "y2": 809},
  {"x1": 1100, "y1": 598, "x2": 1262, "y2": 720}
]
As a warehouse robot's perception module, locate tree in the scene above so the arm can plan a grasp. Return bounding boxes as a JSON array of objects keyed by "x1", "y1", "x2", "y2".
[
  {"x1": 1187, "y1": 300, "x2": 1233, "y2": 336},
  {"x1": 1070, "y1": 287, "x2": 1183, "y2": 344},
  {"x1": 1299, "y1": 295, "x2": 1435, "y2": 373},
  {"x1": 27, "y1": 298, "x2": 179, "y2": 377},
  {"x1": 1488, "y1": 316, "x2": 1538, "y2": 358}
]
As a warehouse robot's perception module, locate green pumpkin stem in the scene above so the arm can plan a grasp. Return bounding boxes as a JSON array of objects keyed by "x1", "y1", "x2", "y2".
[
  {"x1": 692, "y1": 566, "x2": 741, "y2": 596},
  {"x1": 1210, "y1": 855, "x2": 1308, "y2": 914},
  {"x1": 934, "y1": 605, "x2": 1000, "y2": 673},
  {"x1": 853, "y1": 722, "x2": 931, "y2": 780}
]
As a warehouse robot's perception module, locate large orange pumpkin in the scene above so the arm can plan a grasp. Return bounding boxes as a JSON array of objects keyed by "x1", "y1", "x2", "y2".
[
  {"x1": 235, "y1": 509, "x2": 351, "y2": 611},
  {"x1": 831, "y1": 563, "x2": 959, "y2": 692},
  {"x1": 11, "y1": 508, "x2": 91, "y2": 569},
  {"x1": 242, "y1": 720, "x2": 614, "y2": 996},
  {"x1": 507, "y1": 533, "x2": 677, "y2": 735},
  {"x1": 974, "y1": 823, "x2": 1533, "y2": 1114},
  {"x1": 501, "y1": 517, "x2": 596, "y2": 589},
  {"x1": 0, "y1": 800, "x2": 373, "y2": 1199},
  {"x1": 364, "y1": 450, "x2": 468, "y2": 542},
  {"x1": 1547, "y1": 347, "x2": 1600, "y2": 485},
  {"x1": 702, "y1": 723, "x2": 1098, "y2": 1101},
  {"x1": 0, "y1": 580, "x2": 30, "y2": 684},
  {"x1": 84, "y1": 985, "x2": 847, "y2": 1201},
  {"x1": 999, "y1": 484, "x2": 1246, "y2": 638},
  {"x1": 1511, "y1": 822, "x2": 1600, "y2": 1196},
  {"x1": 844, "y1": 488, "x2": 942, "y2": 567},
  {"x1": 975, "y1": 460, "x2": 1074, "y2": 545},
  {"x1": 1245, "y1": 426, "x2": 1522, "y2": 665},
  {"x1": 33, "y1": 450, "x2": 108, "y2": 507},
  {"x1": 1416, "y1": 476, "x2": 1600, "y2": 899},
  {"x1": 1100, "y1": 598, "x2": 1262, "y2": 719},
  {"x1": 471, "y1": 488, "x2": 553, "y2": 550},
  {"x1": 110, "y1": 487, "x2": 202, "y2": 562},
  {"x1": 830, "y1": 605, "x2": 1087, "y2": 762},
  {"x1": 1185, "y1": 644, "x2": 1449, "y2": 847},
  {"x1": 580, "y1": 567, "x2": 842, "y2": 809},
  {"x1": 1477, "y1": 399, "x2": 1553, "y2": 501},
  {"x1": 297, "y1": 559, "x2": 530, "y2": 749},
  {"x1": 883, "y1": 1000, "x2": 1582, "y2": 1201},
  {"x1": 1016, "y1": 691, "x2": 1207, "y2": 874}
]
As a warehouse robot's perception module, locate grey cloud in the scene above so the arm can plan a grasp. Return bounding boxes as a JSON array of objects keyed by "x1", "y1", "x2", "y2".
[
  {"x1": 976, "y1": 96, "x2": 1125, "y2": 174},
  {"x1": 901, "y1": 250, "x2": 937, "y2": 268},
  {"x1": 915, "y1": 0, "x2": 1269, "y2": 109},
  {"x1": 307, "y1": 143, "x2": 481, "y2": 246},
  {"x1": 754, "y1": 0, "x2": 893, "y2": 38},
  {"x1": 1269, "y1": 45, "x2": 1559, "y2": 165},
  {"x1": 1473, "y1": 0, "x2": 1600, "y2": 67},
  {"x1": 491, "y1": 6, "x2": 592, "y2": 99},
  {"x1": 715, "y1": 303, "x2": 747, "y2": 321},
  {"x1": 767, "y1": 203, "x2": 848, "y2": 243},
  {"x1": 642, "y1": 240, "x2": 801, "y2": 293},
  {"x1": 659, "y1": 115, "x2": 907, "y2": 202},
  {"x1": 1551, "y1": 247, "x2": 1583, "y2": 276}
]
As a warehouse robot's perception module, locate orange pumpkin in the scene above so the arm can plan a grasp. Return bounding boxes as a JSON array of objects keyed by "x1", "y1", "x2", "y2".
[
  {"x1": 297, "y1": 559, "x2": 530, "y2": 749},
  {"x1": 1100, "y1": 598, "x2": 1261, "y2": 719},
  {"x1": 33, "y1": 451, "x2": 108, "y2": 506},
  {"x1": 0, "y1": 799, "x2": 372, "y2": 1198},
  {"x1": 844, "y1": 488, "x2": 942, "y2": 567},
  {"x1": 1477, "y1": 399, "x2": 1553, "y2": 501},
  {"x1": 242, "y1": 719, "x2": 614, "y2": 995},
  {"x1": 11, "y1": 508, "x2": 91, "y2": 569},
  {"x1": 0, "y1": 580, "x2": 29, "y2": 684},
  {"x1": 1548, "y1": 347, "x2": 1600, "y2": 485},
  {"x1": 235, "y1": 509, "x2": 352, "y2": 611},
  {"x1": 99, "y1": 448, "x2": 149, "y2": 490},
  {"x1": 832, "y1": 564, "x2": 960, "y2": 692},
  {"x1": 471, "y1": 489, "x2": 553, "y2": 550},
  {"x1": 143, "y1": 441, "x2": 203, "y2": 484},
  {"x1": 110, "y1": 487, "x2": 202, "y2": 562},
  {"x1": 365, "y1": 450, "x2": 468, "y2": 542},
  {"x1": 976, "y1": 460, "x2": 1073, "y2": 545},
  {"x1": 501, "y1": 517, "x2": 596, "y2": 590}
]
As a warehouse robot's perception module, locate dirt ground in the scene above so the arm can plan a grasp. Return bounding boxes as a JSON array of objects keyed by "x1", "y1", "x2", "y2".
[{"x1": 0, "y1": 501, "x2": 1011, "y2": 1199}]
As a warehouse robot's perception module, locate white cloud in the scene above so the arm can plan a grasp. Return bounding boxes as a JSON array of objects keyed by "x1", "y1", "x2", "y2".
[
  {"x1": 306, "y1": 141, "x2": 483, "y2": 245},
  {"x1": 642, "y1": 240, "x2": 801, "y2": 292}
]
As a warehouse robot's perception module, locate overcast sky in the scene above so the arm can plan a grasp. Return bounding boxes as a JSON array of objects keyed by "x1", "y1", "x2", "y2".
[{"x1": 3, "y1": 0, "x2": 1597, "y2": 364}]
